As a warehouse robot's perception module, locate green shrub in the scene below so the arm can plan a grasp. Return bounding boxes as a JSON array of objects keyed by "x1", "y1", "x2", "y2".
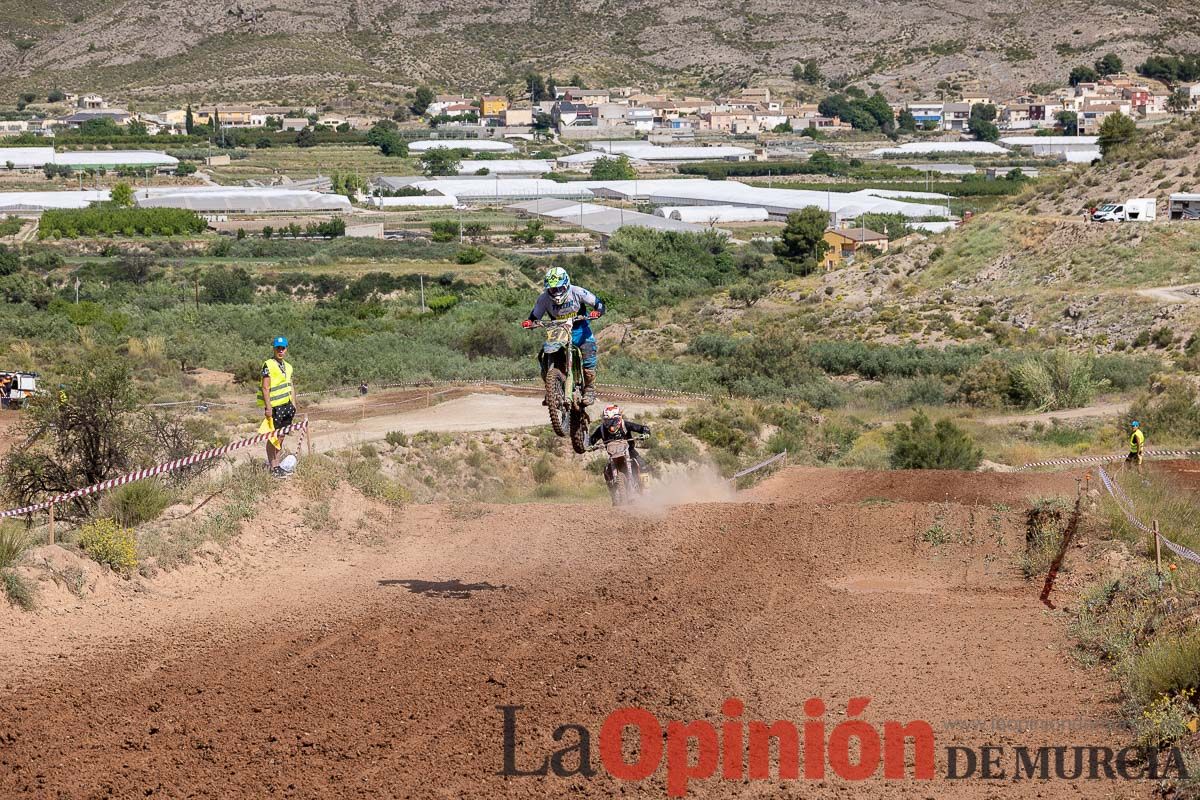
[
  {"x1": 1012, "y1": 349, "x2": 1105, "y2": 411},
  {"x1": 99, "y1": 480, "x2": 172, "y2": 526},
  {"x1": 385, "y1": 431, "x2": 409, "y2": 447},
  {"x1": 682, "y1": 405, "x2": 760, "y2": 455},
  {"x1": 1128, "y1": 630, "x2": 1200, "y2": 707},
  {"x1": 78, "y1": 518, "x2": 138, "y2": 573},
  {"x1": 1, "y1": 569, "x2": 35, "y2": 610},
  {"x1": 0, "y1": 521, "x2": 32, "y2": 570},
  {"x1": 643, "y1": 432, "x2": 701, "y2": 464},
  {"x1": 38, "y1": 207, "x2": 206, "y2": 238},
  {"x1": 531, "y1": 454, "x2": 555, "y2": 484},
  {"x1": 1128, "y1": 380, "x2": 1200, "y2": 442},
  {"x1": 955, "y1": 356, "x2": 1017, "y2": 407},
  {"x1": 426, "y1": 294, "x2": 460, "y2": 314},
  {"x1": 888, "y1": 411, "x2": 982, "y2": 470},
  {"x1": 456, "y1": 246, "x2": 486, "y2": 265}
]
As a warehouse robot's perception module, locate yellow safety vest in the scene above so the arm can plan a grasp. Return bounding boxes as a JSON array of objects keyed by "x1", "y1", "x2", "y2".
[
  {"x1": 1130, "y1": 429, "x2": 1144, "y2": 453},
  {"x1": 257, "y1": 358, "x2": 294, "y2": 408}
]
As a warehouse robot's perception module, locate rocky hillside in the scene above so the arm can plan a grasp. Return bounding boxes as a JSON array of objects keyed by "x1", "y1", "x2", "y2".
[{"x1": 1, "y1": 0, "x2": 1199, "y2": 102}]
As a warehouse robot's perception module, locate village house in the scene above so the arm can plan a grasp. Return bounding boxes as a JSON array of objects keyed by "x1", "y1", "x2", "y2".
[
  {"x1": 906, "y1": 101, "x2": 943, "y2": 127},
  {"x1": 60, "y1": 108, "x2": 131, "y2": 128},
  {"x1": 821, "y1": 226, "x2": 890, "y2": 270},
  {"x1": 941, "y1": 102, "x2": 971, "y2": 131},
  {"x1": 501, "y1": 107, "x2": 534, "y2": 127},
  {"x1": 480, "y1": 95, "x2": 509, "y2": 117},
  {"x1": 564, "y1": 89, "x2": 611, "y2": 106},
  {"x1": 553, "y1": 101, "x2": 596, "y2": 128},
  {"x1": 1079, "y1": 100, "x2": 1132, "y2": 134}
]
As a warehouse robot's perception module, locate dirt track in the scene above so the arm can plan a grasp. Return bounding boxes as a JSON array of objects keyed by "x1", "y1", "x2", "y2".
[{"x1": 0, "y1": 467, "x2": 1131, "y2": 798}]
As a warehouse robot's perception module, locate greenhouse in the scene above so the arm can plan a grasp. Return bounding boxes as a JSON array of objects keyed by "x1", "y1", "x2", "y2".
[
  {"x1": 408, "y1": 140, "x2": 515, "y2": 153},
  {"x1": 135, "y1": 188, "x2": 351, "y2": 213},
  {"x1": 655, "y1": 205, "x2": 769, "y2": 223}
]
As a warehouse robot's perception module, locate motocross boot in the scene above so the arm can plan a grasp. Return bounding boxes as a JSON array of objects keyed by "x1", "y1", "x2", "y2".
[{"x1": 582, "y1": 368, "x2": 597, "y2": 406}]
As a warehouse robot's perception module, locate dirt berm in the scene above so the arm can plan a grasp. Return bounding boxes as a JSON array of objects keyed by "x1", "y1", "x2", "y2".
[{"x1": 0, "y1": 467, "x2": 1129, "y2": 798}]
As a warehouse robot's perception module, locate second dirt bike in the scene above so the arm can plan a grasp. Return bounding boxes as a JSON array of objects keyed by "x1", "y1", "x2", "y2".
[
  {"x1": 590, "y1": 434, "x2": 648, "y2": 506},
  {"x1": 525, "y1": 316, "x2": 589, "y2": 454}
]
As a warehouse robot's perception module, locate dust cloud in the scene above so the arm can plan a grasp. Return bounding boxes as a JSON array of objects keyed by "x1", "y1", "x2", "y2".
[{"x1": 633, "y1": 465, "x2": 736, "y2": 514}]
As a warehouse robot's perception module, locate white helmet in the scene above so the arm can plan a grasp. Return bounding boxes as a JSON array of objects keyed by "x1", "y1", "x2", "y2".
[{"x1": 602, "y1": 404, "x2": 622, "y2": 420}]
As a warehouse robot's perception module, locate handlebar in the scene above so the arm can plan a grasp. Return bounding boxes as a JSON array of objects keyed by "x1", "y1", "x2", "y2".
[
  {"x1": 586, "y1": 434, "x2": 650, "y2": 452},
  {"x1": 523, "y1": 315, "x2": 589, "y2": 328}
]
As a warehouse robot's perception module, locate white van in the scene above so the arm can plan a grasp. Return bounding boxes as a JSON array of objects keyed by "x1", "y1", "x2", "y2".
[{"x1": 1092, "y1": 198, "x2": 1156, "y2": 222}]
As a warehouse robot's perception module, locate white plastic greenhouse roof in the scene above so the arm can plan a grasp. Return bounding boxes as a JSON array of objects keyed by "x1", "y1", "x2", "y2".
[
  {"x1": 872, "y1": 142, "x2": 1009, "y2": 155},
  {"x1": 414, "y1": 177, "x2": 953, "y2": 219},
  {"x1": 414, "y1": 178, "x2": 593, "y2": 200},
  {"x1": 0, "y1": 147, "x2": 56, "y2": 169},
  {"x1": 409, "y1": 139, "x2": 515, "y2": 153},
  {"x1": 595, "y1": 180, "x2": 952, "y2": 219},
  {"x1": 506, "y1": 199, "x2": 715, "y2": 236},
  {"x1": 909, "y1": 221, "x2": 958, "y2": 234},
  {"x1": 457, "y1": 159, "x2": 552, "y2": 174},
  {"x1": 655, "y1": 205, "x2": 769, "y2": 223},
  {"x1": 999, "y1": 135, "x2": 1098, "y2": 147},
  {"x1": 135, "y1": 188, "x2": 351, "y2": 212},
  {"x1": 369, "y1": 195, "x2": 459, "y2": 208},
  {"x1": 557, "y1": 151, "x2": 606, "y2": 164},
  {"x1": 590, "y1": 142, "x2": 753, "y2": 161},
  {"x1": 57, "y1": 150, "x2": 177, "y2": 167},
  {"x1": 0, "y1": 148, "x2": 176, "y2": 169},
  {"x1": 0, "y1": 190, "x2": 110, "y2": 211},
  {"x1": 906, "y1": 163, "x2": 976, "y2": 175}
]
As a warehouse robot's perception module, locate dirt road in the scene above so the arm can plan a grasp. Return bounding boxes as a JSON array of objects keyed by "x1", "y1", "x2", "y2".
[
  {"x1": 1135, "y1": 284, "x2": 1200, "y2": 304},
  {"x1": 308, "y1": 392, "x2": 666, "y2": 452},
  {"x1": 979, "y1": 400, "x2": 1132, "y2": 427},
  {"x1": 0, "y1": 466, "x2": 1132, "y2": 798}
]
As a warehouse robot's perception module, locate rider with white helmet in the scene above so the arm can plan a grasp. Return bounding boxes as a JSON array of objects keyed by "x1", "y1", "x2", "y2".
[
  {"x1": 522, "y1": 266, "x2": 605, "y2": 405},
  {"x1": 587, "y1": 404, "x2": 651, "y2": 493}
]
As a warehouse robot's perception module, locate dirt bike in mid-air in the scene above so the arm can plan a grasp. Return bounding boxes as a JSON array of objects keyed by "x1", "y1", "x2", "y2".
[
  {"x1": 524, "y1": 315, "x2": 589, "y2": 454},
  {"x1": 590, "y1": 434, "x2": 649, "y2": 506}
]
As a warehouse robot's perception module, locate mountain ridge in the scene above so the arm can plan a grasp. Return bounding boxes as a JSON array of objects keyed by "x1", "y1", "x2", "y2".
[{"x1": 1, "y1": 0, "x2": 1198, "y2": 102}]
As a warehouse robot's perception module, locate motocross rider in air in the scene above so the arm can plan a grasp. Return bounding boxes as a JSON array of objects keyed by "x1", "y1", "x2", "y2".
[
  {"x1": 521, "y1": 266, "x2": 605, "y2": 405},
  {"x1": 587, "y1": 404, "x2": 651, "y2": 494}
]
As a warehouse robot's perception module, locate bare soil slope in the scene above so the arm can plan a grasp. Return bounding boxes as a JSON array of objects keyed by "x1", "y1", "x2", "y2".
[
  {"x1": 2, "y1": 0, "x2": 1198, "y2": 99},
  {"x1": 0, "y1": 467, "x2": 1125, "y2": 798}
]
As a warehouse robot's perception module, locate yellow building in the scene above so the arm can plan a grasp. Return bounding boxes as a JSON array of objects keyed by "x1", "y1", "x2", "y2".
[
  {"x1": 821, "y1": 227, "x2": 890, "y2": 270},
  {"x1": 480, "y1": 95, "x2": 509, "y2": 117}
]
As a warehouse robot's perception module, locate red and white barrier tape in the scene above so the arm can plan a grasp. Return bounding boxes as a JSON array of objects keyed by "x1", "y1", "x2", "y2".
[
  {"x1": 1097, "y1": 465, "x2": 1200, "y2": 567},
  {"x1": 1019, "y1": 450, "x2": 1200, "y2": 471},
  {"x1": 0, "y1": 418, "x2": 309, "y2": 520}
]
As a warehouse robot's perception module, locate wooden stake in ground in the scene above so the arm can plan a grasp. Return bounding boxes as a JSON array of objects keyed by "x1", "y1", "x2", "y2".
[
  {"x1": 48, "y1": 503, "x2": 55, "y2": 545},
  {"x1": 1154, "y1": 519, "x2": 1162, "y2": 575}
]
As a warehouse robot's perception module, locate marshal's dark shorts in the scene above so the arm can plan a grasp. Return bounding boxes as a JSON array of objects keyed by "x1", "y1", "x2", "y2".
[{"x1": 271, "y1": 401, "x2": 296, "y2": 432}]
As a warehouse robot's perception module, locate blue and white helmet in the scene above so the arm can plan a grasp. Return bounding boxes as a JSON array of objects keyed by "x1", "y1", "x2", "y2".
[{"x1": 544, "y1": 267, "x2": 570, "y2": 304}]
